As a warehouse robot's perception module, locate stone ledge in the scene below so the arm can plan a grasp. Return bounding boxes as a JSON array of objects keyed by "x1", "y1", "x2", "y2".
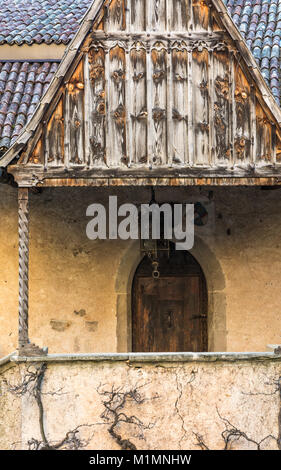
[
  {"x1": 6, "y1": 351, "x2": 281, "y2": 364},
  {"x1": 0, "y1": 351, "x2": 17, "y2": 367}
]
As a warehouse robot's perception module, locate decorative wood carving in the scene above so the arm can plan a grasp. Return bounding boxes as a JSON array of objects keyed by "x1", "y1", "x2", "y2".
[{"x1": 9, "y1": 0, "x2": 281, "y2": 186}]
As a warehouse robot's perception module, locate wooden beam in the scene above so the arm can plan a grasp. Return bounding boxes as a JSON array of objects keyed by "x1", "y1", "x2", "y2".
[{"x1": 11, "y1": 174, "x2": 281, "y2": 188}]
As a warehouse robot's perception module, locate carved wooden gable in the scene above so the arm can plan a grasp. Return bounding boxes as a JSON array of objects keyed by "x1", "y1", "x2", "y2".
[{"x1": 6, "y1": 0, "x2": 281, "y2": 186}]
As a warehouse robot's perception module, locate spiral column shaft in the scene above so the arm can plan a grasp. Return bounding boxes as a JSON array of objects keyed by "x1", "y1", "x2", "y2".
[{"x1": 18, "y1": 187, "x2": 29, "y2": 348}]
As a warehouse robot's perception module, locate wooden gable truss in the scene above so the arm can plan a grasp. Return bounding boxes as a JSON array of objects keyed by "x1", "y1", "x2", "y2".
[{"x1": 3, "y1": 0, "x2": 281, "y2": 187}]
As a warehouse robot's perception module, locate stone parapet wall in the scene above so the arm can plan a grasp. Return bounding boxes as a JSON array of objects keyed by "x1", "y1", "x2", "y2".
[{"x1": 0, "y1": 353, "x2": 280, "y2": 450}]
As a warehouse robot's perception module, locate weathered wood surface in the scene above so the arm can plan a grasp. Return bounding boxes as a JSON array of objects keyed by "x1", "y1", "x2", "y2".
[
  {"x1": 132, "y1": 248, "x2": 208, "y2": 352},
  {"x1": 8, "y1": 0, "x2": 281, "y2": 186}
]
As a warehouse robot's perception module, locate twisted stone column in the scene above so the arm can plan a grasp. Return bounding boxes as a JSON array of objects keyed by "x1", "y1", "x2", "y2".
[
  {"x1": 18, "y1": 187, "x2": 29, "y2": 349},
  {"x1": 18, "y1": 188, "x2": 47, "y2": 356}
]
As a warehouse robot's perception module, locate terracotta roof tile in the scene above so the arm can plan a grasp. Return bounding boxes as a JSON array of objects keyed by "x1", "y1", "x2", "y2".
[
  {"x1": 1, "y1": 1, "x2": 281, "y2": 150},
  {"x1": 225, "y1": 0, "x2": 281, "y2": 104},
  {"x1": 0, "y1": 61, "x2": 59, "y2": 150},
  {"x1": 0, "y1": 0, "x2": 89, "y2": 45}
]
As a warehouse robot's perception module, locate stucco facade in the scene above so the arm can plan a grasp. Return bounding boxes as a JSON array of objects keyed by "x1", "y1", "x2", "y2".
[
  {"x1": 0, "y1": 184, "x2": 280, "y2": 356},
  {"x1": 0, "y1": 354, "x2": 280, "y2": 450}
]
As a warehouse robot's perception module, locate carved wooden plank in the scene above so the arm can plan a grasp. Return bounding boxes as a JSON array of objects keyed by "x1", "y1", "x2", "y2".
[
  {"x1": 255, "y1": 101, "x2": 273, "y2": 163},
  {"x1": 276, "y1": 129, "x2": 281, "y2": 163},
  {"x1": 167, "y1": 42, "x2": 173, "y2": 166},
  {"x1": 171, "y1": 44, "x2": 189, "y2": 164},
  {"x1": 146, "y1": 42, "x2": 153, "y2": 163},
  {"x1": 168, "y1": 0, "x2": 189, "y2": 31},
  {"x1": 208, "y1": 50, "x2": 214, "y2": 165},
  {"x1": 192, "y1": 48, "x2": 210, "y2": 165},
  {"x1": 66, "y1": 60, "x2": 85, "y2": 165},
  {"x1": 229, "y1": 51, "x2": 235, "y2": 166},
  {"x1": 233, "y1": 63, "x2": 251, "y2": 163},
  {"x1": 213, "y1": 49, "x2": 231, "y2": 164},
  {"x1": 250, "y1": 84, "x2": 256, "y2": 164},
  {"x1": 130, "y1": 43, "x2": 147, "y2": 164},
  {"x1": 45, "y1": 99, "x2": 64, "y2": 166},
  {"x1": 131, "y1": 0, "x2": 146, "y2": 31},
  {"x1": 125, "y1": 44, "x2": 133, "y2": 167},
  {"x1": 84, "y1": 53, "x2": 91, "y2": 167},
  {"x1": 187, "y1": 49, "x2": 193, "y2": 165},
  {"x1": 151, "y1": 42, "x2": 168, "y2": 165},
  {"x1": 109, "y1": 45, "x2": 127, "y2": 165},
  {"x1": 150, "y1": 0, "x2": 167, "y2": 32},
  {"x1": 105, "y1": 0, "x2": 126, "y2": 32},
  {"x1": 23, "y1": 124, "x2": 43, "y2": 165},
  {"x1": 192, "y1": 0, "x2": 209, "y2": 31},
  {"x1": 27, "y1": 137, "x2": 43, "y2": 165},
  {"x1": 87, "y1": 46, "x2": 106, "y2": 166}
]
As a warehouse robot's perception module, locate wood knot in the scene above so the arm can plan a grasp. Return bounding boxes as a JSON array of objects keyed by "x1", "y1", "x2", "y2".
[
  {"x1": 90, "y1": 66, "x2": 104, "y2": 80},
  {"x1": 235, "y1": 87, "x2": 248, "y2": 102},
  {"x1": 199, "y1": 121, "x2": 209, "y2": 132},
  {"x1": 112, "y1": 69, "x2": 125, "y2": 82},
  {"x1": 199, "y1": 80, "x2": 208, "y2": 91},
  {"x1": 174, "y1": 73, "x2": 185, "y2": 82},
  {"x1": 215, "y1": 76, "x2": 229, "y2": 100},
  {"x1": 153, "y1": 108, "x2": 165, "y2": 122},
  {"x1": 67, "y1": 83, "x2": 75, "y2": 92},
  {"x1": 133, "y1": 72, "x2": 145, "y2": 82},
  {"x1": 153, "y1": 69, "x2": 166, "y2": 83},
  {"x1": 234, "y1": 137, "x2": 247, "y2": 157},
  {"x1": 97, "y1": 102, "x2": 105, "y2": 115},
  {"x1": 172, "y1": 109, "x2": 184, "y2": 121}
]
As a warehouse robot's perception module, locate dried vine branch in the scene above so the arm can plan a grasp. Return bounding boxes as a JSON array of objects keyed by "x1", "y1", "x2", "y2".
[
  {"x1": 193, "y1": 432, "x2": 210, "y2": 450},
  {"x1": 97, "y1": 383, "x2": 156, "y2": 450},
  {"x1": 6, "y1": 362, "x2": 97, "y2": 450},
  {"x1": 217, "y1": 408, "x2": 277, "y2": 450}
]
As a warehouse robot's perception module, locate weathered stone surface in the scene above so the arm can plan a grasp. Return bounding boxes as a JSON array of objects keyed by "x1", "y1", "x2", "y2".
[{"x1": 0, "y1": 357, "x2": 280, "y2": 450}]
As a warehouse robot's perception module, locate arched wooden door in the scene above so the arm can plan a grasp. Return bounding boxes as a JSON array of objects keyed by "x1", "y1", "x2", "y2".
[{"x1": 132, "y1": 246, "x2": 208, "y2": 352}]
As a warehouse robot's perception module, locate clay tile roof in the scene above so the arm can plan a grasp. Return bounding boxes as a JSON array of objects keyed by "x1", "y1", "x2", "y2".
[
  {"x1": 0, "y1": 1, "x2": 280, "y2": 105},
  {"x1": 225, "y1": 0, "x2": 281, "y2": 104},
  {"x1": 0, "y1": 0, "x2": 89, "y2": 45},
  {"x1": 0, "y1": 61, "x2": 59, "y2": 150},
  {"x1": 1, "y1": 1, "x2": 281, "y2": 152}
]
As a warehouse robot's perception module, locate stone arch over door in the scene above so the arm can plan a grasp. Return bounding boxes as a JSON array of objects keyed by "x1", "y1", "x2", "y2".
[{"x1": 115, "y1": 237, "x2": 226, "y2": 352}]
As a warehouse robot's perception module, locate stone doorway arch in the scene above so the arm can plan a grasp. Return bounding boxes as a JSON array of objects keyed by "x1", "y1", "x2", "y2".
[
  {"x1": 115, "y1": 237, "x2": 226, "y2": 352},
  {"x1": 132, "y1": 245, "x2": 208, "y2": 352}
]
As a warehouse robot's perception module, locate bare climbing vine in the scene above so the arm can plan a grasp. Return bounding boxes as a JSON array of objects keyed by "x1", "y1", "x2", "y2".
[
  {"x1": 2, "y1": 363, "x2": 281, "y2": 451},
  {"x1": 193, "y1": 375, "x2": 281, "y2": 451},
  {"x1": 97, "y1": 382, "x2": 157, "y2": 450},
  {"x1": 3, "y1": 363, "x2": 158, "y2": 450},
  {"x1": 5, "y1": 363, "x2": 97, "y2": 450}
]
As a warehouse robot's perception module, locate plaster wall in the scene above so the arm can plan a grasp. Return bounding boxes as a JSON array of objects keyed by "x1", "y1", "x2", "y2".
[
  {"x1": 0, "y1": 184, "x2": 280, "y2": 355},
  {"x1": 0, "y1": 355, "x2": 280, "y2": 450},
  {"x1": 0, "y1": 44, "x2": 65, "y2": 60}
]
